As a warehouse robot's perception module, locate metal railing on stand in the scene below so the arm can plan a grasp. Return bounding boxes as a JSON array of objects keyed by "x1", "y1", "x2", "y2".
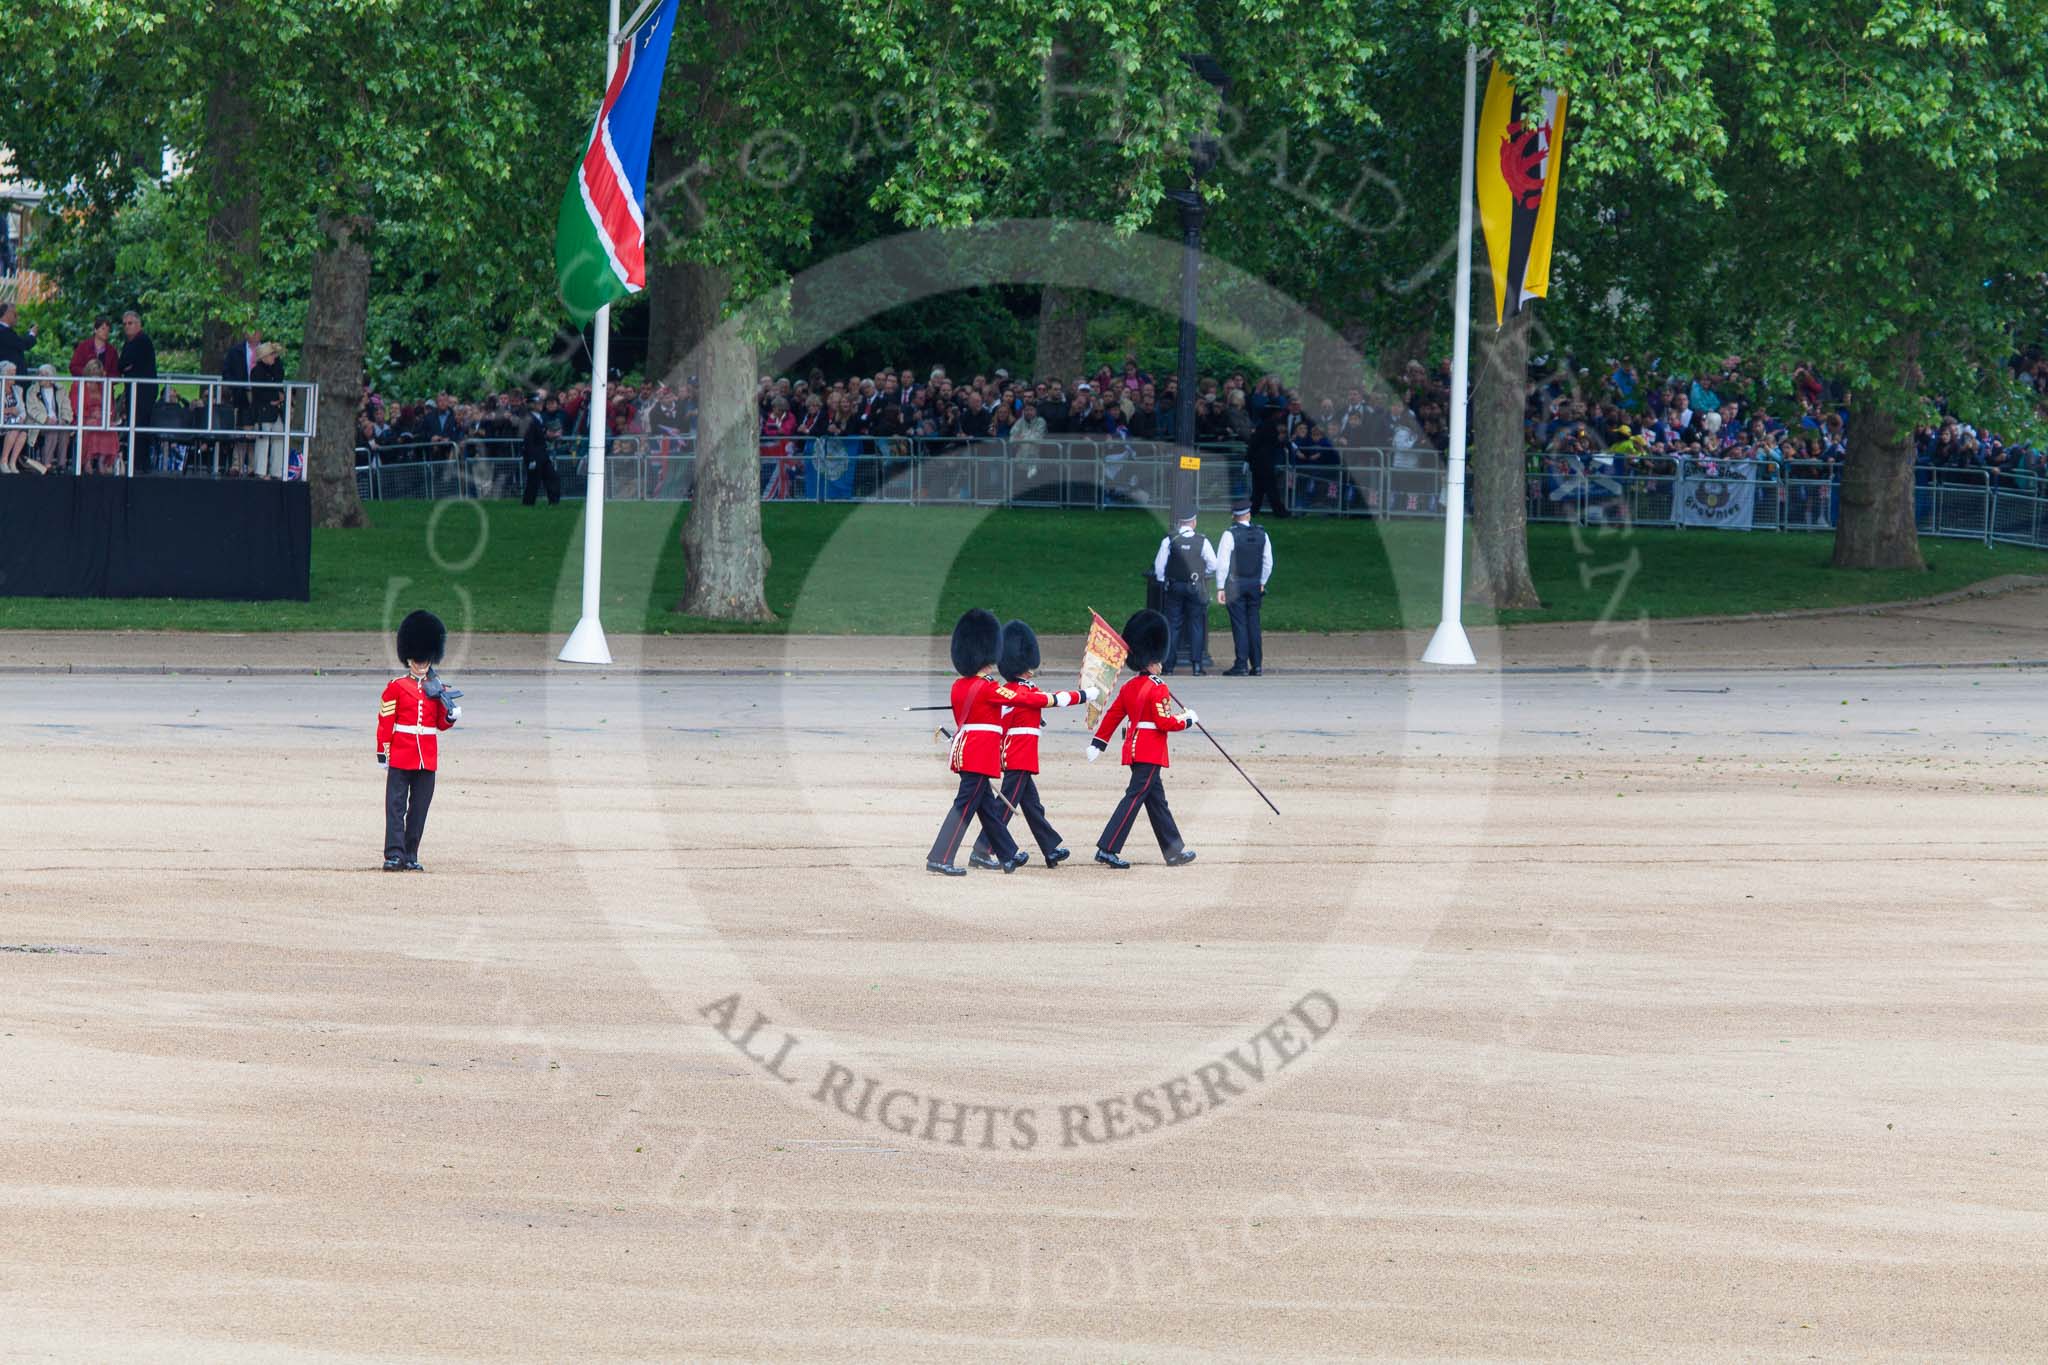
[
  {"x1": 331, "y1": 429, "x2": 2048, "y2": 555},
  {"x1": 0, "y1": 370, "x2": 319, "y2": 480}
]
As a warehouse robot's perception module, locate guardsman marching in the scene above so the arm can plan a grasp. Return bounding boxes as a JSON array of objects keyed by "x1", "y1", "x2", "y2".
[
  {"x1": 928, "y1": 609, "x2": 1023, "y2": 877},
  {"x1": 1086, "y1": 608, "x2": 1198, "y2": 869},
  {"x1": 928, "y1": 609, "x2": 1093, "y2": 876},
  {"x1": 1215, "y1": 499, "x2": 1275, "y2": 676},
  {"x1": 970, "y1": 619, "x2": 1093, "y2": 870},
  {"x1": 376, "y1": 610, "x2": 461, "y2": 872}
]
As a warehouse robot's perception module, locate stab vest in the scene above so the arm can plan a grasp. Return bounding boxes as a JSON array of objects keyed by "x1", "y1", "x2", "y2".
[
  {"x1": 1166, "y1": 533, "x2": 1207, "y2": 584},
  {"x1": 1229, "y1": 523, "x2": 1267, "y2": 582}
]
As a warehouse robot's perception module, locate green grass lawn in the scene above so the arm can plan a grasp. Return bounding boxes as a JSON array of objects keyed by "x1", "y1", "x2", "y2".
[{"x1": 0, "y1": 500, "x2": 2033, "y2": 635}]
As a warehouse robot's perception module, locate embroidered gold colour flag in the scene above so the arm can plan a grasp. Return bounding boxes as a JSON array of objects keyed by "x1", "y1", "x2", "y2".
[{"x1": 1080, "y1": 610, "x2": 1128, "y2": 731}]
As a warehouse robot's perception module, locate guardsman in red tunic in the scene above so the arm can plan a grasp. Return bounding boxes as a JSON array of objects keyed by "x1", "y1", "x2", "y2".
[
  {"x1": 927, "y1": 609, "x2": 1024, "y2": 876},
  {"x1": 970, "y1": 619, "x2": 1095, "y2": 870},
  {"x1": 376, "y1": 610, "x2": 461, "y2": 871},
  {"x1": 1087, "y1": 608, "x2": 1197, "y2": 868}
]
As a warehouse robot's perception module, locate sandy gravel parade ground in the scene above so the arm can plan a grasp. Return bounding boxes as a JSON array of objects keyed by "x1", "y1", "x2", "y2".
[{"x1": 4, "y1": 592, "x2": 2047, "y2": 1361}]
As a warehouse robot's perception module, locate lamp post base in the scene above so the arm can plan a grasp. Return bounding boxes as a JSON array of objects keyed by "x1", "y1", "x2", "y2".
[
  {"x1": 558, "y1": 615, "x2": 613, "y2": 666},
  {"x1": 1420, "y1": 619, "x2": 1477, "y2": 667}
]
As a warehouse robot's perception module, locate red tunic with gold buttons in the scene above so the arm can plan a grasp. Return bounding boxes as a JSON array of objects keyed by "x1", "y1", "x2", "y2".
[
  {"x1": 948, "y1": 673, "x2": 1079, "y2": 777},
  {"x1": 376, "y1": 675, "x2": 455, "y2": 770},
  {"x1": 996, "y1": 680, "x2": 1084, "y2": 775},
  {"x1": 1091, "y1": 673, "x2": 1189, "y2": 767}
]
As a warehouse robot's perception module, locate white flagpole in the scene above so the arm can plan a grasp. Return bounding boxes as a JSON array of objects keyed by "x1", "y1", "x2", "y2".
[
  {"x1": 559, "y1": 0, "x2": 621, "y2": 666},
  {"x1": 1422, "y1": 8, "x2": 1480, "y2": 668}
]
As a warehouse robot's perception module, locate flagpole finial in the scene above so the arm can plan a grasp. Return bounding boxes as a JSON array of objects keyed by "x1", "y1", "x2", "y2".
[{"x1": 616, "y1": 0, "x2": 665, "y2": 43}]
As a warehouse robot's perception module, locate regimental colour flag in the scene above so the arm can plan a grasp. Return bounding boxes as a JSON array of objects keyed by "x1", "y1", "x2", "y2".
[
  {"x1": 554, "y1": 0, "x2": 681, "y2": 323},
  {"x1": 1474, "y1": 64, "x2": 1568, "y2": 328},
  {"x1": 1079, "y1": 610, "x2": 1129, "y2": 732}
]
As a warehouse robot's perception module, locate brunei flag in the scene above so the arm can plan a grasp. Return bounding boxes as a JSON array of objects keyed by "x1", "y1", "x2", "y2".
[
  {"x1": 555, "y1": 0, "x2": 680, "y2": 323},
  {"x1": 1475, "y1": 64, "x2": 1568, "y2": 328}
]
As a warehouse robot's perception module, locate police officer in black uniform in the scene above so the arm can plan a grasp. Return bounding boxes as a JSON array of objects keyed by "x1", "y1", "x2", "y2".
[
  {"x1": 1245, "y1": 408, "x2": 1290, "y2": 518},
  {"x1": 1152, "y1": 515, "x2": 1216, "y2": 675},
  {"x1": 518, "y1": 392, "x2": 562, "y2": 506},
  {"x1": 1215, "y1": 500, "x2": 1274, "y2": 676}
]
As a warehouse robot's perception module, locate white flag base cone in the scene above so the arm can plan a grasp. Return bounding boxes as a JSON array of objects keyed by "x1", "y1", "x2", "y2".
[
  {"x1": 1421, "y1": 619, "x2": 1477, "y2": 667},
  {"x1": 558, "y1": 615, "x2": 613, "y2": 666}
]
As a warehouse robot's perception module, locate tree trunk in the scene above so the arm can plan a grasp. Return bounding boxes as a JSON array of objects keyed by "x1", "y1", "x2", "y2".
[
  {"x1": 1832, "y1": 333, "x2": 1926, "y2": 571},
  {"x1": 676, "y1": 259, "x2": 771, "y2": 620},
  {"x1": 663, "y1": 7, "x2": 769, "y2": 619},
  {"x1": 1298, "y1": 315, "x2": 1363, "y2": 408},
  {"x1": 1034, "y1": 285, "x2": 1088, "y2": 384},
  {"x1": 643, "y1": 259, "x2": 689, "y2": 388},
  {"x1": 1378, "y1": 324, "x2": 1434, "y2": 390},
  {"x1": 642, "y1": 138, "x2": 702, "y2": 385},
  {"x1": 302, "y1": 211, "x2": 371, "y2": 530},
  {"x1": 199, "y1": 64, "x2": 261, "y2": 372},
  {"x1": 1466, "y1": 305, "x2": 1541, "y2": 608}
]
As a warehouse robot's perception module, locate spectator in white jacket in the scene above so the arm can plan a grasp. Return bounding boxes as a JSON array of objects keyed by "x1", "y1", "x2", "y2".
[{"x1": 25, "y1": 363, "x2": 73, "y2": 473}]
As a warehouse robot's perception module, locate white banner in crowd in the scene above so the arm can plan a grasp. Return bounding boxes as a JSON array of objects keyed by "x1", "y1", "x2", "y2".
[{"x1": 1677, "y1": 461, "x2": 1758, "y2": 529}]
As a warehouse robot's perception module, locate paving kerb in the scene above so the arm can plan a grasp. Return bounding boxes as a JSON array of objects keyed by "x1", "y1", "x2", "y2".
[{"x1": 6, "y1": 577, "x2": 2048, "y2": 676}]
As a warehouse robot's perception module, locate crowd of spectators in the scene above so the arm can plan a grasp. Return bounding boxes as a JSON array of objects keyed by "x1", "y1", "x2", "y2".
[
  {"x1": 0, "y1": 304, "x2": 162, "y2": 476},
  {"x1": 351, "y1": 341, "x2": 2048, "y2": 515},
  {"x1": 742, "y1": 362, "x2": 1414, "y2": 492},
  {"x1": 355, "y1": 381, "x2": 688, "y2": 464},
  {"x1": 12, "y1": 282, "x2": 2042, "y2": 511},
  {"x1": 353, "y1": 358, "x2": 1437, "y2": 511},
  {"x1": 0, "y1": 308, "x2": 323, "y2": 480},
  {"x1": 1526, "y1": 357, "x2": 1856, "y2": 486},
  {"x1": 356, "y1": 360, "x2": 1420, "y2": 503},
  {"x1": 1516, "y1": 349, "x2": 2048, "y2": 498}
]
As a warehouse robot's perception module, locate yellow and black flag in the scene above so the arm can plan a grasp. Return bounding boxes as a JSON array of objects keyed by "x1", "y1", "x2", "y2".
[{"x1": 1475, "y1": 64, "x2": 1568, "y2": 328}]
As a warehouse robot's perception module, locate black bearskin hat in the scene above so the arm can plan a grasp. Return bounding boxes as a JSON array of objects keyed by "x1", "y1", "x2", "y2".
[
  {"x1": 949, "y1": 607, "x2": 1002, "y2": 677},
  {"x1": 1122, "y1": 608, "x2": 1169, "y2": 673},
  {"x1": 396, "y1": 609, "x2": 447, "y2": 666},
  {"x1": 998, "y1": 619, "x2": 1040, "y2": 682}
]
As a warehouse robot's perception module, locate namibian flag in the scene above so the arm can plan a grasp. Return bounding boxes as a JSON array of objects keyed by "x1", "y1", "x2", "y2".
[
  {"x1": 554, "y1": 0, "x2": 680, "y2": 323},
  {"x1": 1474, "y1": 64, "x2": 1567, "y2": 328}
]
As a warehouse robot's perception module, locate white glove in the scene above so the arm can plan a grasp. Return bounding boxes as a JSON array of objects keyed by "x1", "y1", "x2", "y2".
[
  {"x1": 449, "y1": 705, "x2": 462, "y2": 723},
  {"x1": 1086, "y1": 742, "x2": 1103, "y2": 762},
  {"x1": 1179, "y1": 710, "x2": 1198, "y2": 727},
  {"x1": 1082, "y1": 685, "x2": 1100, "y2": 703}
]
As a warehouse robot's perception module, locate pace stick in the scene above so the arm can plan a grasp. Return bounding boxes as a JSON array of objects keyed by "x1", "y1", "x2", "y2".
[{"x1": 1163, "y1": 689, "x2": 1281, "y2": 816}]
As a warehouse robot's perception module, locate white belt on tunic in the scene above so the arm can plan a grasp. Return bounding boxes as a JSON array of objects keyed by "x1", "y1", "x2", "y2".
[
  {"x1": 394, "y1": 724, "x2": 439, "y2": 736},
  {"x1": 957, "y1": 723, "x2": 1002, "y2": 735}
]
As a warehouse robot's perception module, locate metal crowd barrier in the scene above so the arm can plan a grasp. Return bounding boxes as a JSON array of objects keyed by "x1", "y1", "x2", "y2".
[
  {"x1": 352, "y1": 435, "x2": 1397, "y2": 515},
  {"x1": 343, "y1": 433, "x2": 2048, "y2": 552},
  {"x1": 1521, "y1": 457, "x2": 2010, "y2": 545},
  {"x1": 0, "y1": 370, "x2": 318, "y2": 478}
]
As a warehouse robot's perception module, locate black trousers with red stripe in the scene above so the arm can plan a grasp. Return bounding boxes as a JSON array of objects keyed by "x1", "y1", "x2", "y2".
[
  {"x1": 971, "y1": 770, "x2": 1062, "y2": 861},
  {"x1": 384, "y1": 766, "x2": 436, "y2": 862},
  {"x1": 928, "y1": 772, "x2": 1020, "y2": 866},
  {"x1": 1096, "y1": 762, "x2": 1183, "y2": 859}
]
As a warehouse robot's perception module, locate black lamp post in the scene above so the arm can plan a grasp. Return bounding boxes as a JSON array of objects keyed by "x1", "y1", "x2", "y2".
[{"x1": 1167, "y1": 53, "x2": 1230, "y2": 525}]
